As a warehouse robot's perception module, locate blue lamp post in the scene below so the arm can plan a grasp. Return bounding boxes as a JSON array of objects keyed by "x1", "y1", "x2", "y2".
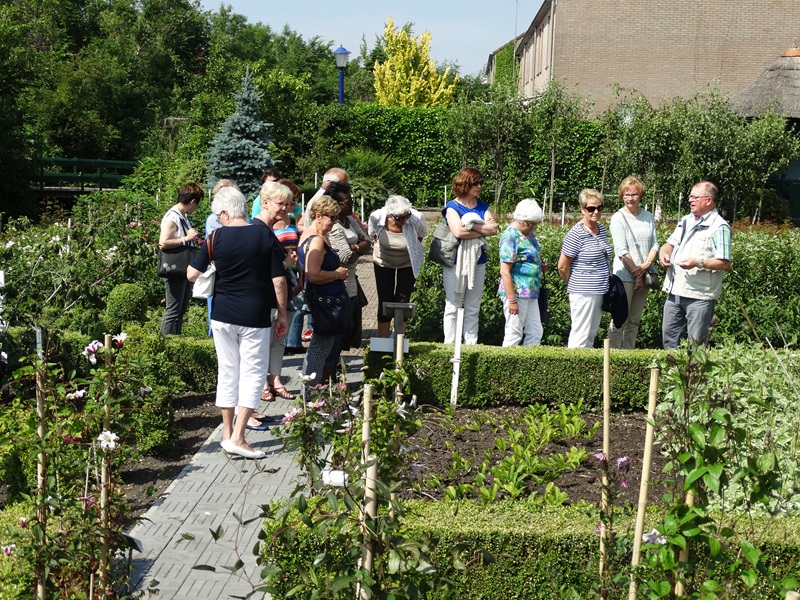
[{"x1": 333, "y1": 45, "x2": 351, "y2": 105}]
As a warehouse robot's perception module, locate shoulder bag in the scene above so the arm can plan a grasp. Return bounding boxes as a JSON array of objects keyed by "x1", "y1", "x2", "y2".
[
  {"x1": 157, "y1": 210, "x2": 198, "y2": 278},
  {"x1": 620, "y1": 211, "x2": 661, "y2": 290},
  {"x1": 302, "y1": 237, "x2": 353, "y2": 337},
  {"x1": 428, "y1": 220, "x2": 460, "y2": 267},
  {"x1": 192, "y1": 230, "x2": 217, "y2": 299}
]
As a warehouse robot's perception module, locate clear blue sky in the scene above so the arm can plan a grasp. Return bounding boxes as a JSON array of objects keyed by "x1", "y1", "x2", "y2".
[{"x1": 199, "y1": 0, "x2": 542, "y2": 76}]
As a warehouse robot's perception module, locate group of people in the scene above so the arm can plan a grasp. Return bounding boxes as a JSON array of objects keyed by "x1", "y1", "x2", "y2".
[
  {"x1": 157, "y1": 167, "x2": 731, "y2": 458},
  {"x1": 440, "y1": 169, "x2": 731, "y2": 353}
]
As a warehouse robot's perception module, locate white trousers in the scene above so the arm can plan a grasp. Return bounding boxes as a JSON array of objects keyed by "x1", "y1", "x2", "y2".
[
  {"x1": 443, "y1": 263, "x2": 486, "y2": 345},
  {"x1": 502, "y1": 297, "x2": 543, "y2": 347},
  {"x1": 211, "y1": 320, "x2": 271, "y2": 410},
  {"x1": 567, "y1": 293, "x2": 604, "y2": 349}
]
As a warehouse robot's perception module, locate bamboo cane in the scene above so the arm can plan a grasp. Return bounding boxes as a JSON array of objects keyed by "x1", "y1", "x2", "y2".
[
  {"x1": 361, "y1": 384, "x2": 372, "y2": 465},
  {"x1": 599, "y1": 339, "x2": 611, "y2": 599},
  {"x1": 629, "y1": 367, "x2": 661, "y2": 600},
  {"x1": 99, "y1": 334, "x2": 112, "y2": 595},
  {"x1": 358, "y1": 457, "x2": 379, "y2": 600},
  {"x1": 35, "y1": 327, "x2": 46, "y2": 600},
  {"x1": 674, "y1": 488, "x2": 695, "y2": 597}
]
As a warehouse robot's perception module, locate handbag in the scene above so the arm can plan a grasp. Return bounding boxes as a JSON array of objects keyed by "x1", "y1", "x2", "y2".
[
  {"x1": 620, "y1": 210, "x2": 661, "y2": 290},
  {"x1": 538, "y1": 280, "x2": 551, "y2": 324},
  {"x1": 602, "y1": 274, "x2": 629, "y2": 328},
  {"x1": 157, "y1": 210, "x2": 197, "y2": 278},
  {"x1": 192, "y1": 230, "x2": 217, "y2": 299},
  {"x1": 356, "y1": 276, "x2": 369, "y2": 308},
  {"x1": 428, "y1": 221, "x2": 460, "y2": 267},
  {"x1": 307, "y1": 282, "x2": 353, "y2": 336}
]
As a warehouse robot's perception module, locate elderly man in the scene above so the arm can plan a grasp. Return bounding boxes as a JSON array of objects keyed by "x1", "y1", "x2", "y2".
[
  {"x1": 658, "y1": 180, "x2": 731, "y2": 349},
  {"x1": 303, "y1": 167, "x2": 349, "y2": 225}
]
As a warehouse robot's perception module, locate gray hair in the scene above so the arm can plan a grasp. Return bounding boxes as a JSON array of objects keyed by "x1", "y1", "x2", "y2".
[
  {"x1": 259, "y1": 181, "x2": 293, "y2": 206},
  {"x1": 211, "y1": 186, "x2": 247, "y2": 218},
  {"x1": 513, "y1": 198, "x2": 544, "y2": 223},
  {"x1": 385, "y1": 195, "x2": 412, "y2": 216},
  {"x1": 211, "y1": 179, "x2": 240, "y2": 194}
]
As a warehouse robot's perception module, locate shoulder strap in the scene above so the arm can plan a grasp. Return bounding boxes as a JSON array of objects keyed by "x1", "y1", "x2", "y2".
[{"x1": 207, "y1": 229, "x2": 217, "y2": 261}]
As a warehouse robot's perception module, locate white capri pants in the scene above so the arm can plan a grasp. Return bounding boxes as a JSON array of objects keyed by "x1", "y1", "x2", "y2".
[
  {"x1": 567, "y1": 293, "x2": 604, "y2": 349},
  {"x1": 443, "y1": 263, "x2": 487, "y2": 345},
  {"x1": 502, "y1": 297, "x2": 543, "y2": 347},
  {"x1": 211, "y1": 320, "x2": 271, "y2": 410}
]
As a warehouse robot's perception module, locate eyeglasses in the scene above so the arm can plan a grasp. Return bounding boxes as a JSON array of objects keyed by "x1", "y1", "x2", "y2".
[
  {"x1": 688, "y1": 195, "x2": 712, "y2": 202},
  {"x1": 622, "y1": 193, "x2": 640, "y2": 199},
  {"x1": 584, "y1": 205, "x2": 603, "y2": 213},
  {"x1": 473, "y1": 180, "x2": 483, "y2": 186},
  {"x1": 215, "y1": 210, "x2": 229, "y2": 224},
  {"x1": 270, "y1": 199, "x2": 293, "y2": 209},
  {"x1": 391, "y1": 213, "x2": 410, "y2": 222}
]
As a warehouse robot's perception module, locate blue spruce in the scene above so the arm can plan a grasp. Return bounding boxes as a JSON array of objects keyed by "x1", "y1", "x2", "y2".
[{"x1": 206, "y1": 69, "x2": 274, "y2": 198}]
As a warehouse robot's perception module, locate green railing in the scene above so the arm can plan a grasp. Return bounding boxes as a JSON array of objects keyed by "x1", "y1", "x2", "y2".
[{"x1": 37, "y1": 158, "x2": 138, "y2": 191}]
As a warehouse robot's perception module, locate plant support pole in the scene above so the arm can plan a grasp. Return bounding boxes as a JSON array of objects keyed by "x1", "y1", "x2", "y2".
[
  {"x1": 99, "y1": 334, "x2": 112, "y2": 595},
  {"x1": 361, "y1": 384, "x2": 372, "y2": 465},
  {"x1": 629, "y1": 367, "x2": 661, "y2": 600},
  {"x1": 35, "y1": 327, "x2": 46, "y2": 600},
  {"x1": 358, "y1": 457, "x2": 379, "y2": 600},
  {"x1": 599, "y1": 338, "x2": 611, "y2": 598},
  {"x1": 449, "y1": 308, "x2": 464, "y2": 409}
]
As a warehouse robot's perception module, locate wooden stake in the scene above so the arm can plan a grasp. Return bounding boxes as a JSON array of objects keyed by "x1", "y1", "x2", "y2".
[
  {"x1": 599, "y1": 339, "x2": 611, "y2": 599},
  {"x1": 361, "y1": 385, "x2": 373, "y2": 465},
  {"x1": 35, "y1": 327, "x2": 46, "y2": 600},
  {"x1": 358, "y1": 457, "x2": 379, "y2": 600},
  {"x1": 99, "y1": 334, "x2": 112, "y2": 595},
  {"x1": 629, "y1": 367, "x2": 661, "y2": 600},
  {"x1": 674, "y1": 488, "x2": 695, "y2": 596}
]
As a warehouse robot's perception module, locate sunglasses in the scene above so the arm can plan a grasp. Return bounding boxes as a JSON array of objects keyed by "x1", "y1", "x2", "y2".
[
  {"x1": 391, "y1": 213, "x2": 410, "y2": 221},
  {"x1": 584, "y1": 205, "x2": 603, "y2": 213}
]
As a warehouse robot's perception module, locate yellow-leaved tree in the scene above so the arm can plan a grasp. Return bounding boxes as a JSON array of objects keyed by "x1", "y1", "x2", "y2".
[{"x1": 373, "y1": 17, "x2": 458, "y2": 107}]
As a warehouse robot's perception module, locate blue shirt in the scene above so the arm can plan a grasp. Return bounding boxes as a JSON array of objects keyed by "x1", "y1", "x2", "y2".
[{"x1": 443, "y1": 199, "x2": 490, "y2": 265}]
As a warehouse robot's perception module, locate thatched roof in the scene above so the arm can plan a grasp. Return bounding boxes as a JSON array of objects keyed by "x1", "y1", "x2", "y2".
[{"x1": 735, "y1": 49, "x2": 800, "y2": 118}]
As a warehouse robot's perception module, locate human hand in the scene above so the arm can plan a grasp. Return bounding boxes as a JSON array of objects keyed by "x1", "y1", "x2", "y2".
[
  {"x1": 274, "y1": 319, "x2": 288, "y2": 338},
  {"x1": 284, "y1": 250, "x2": 297, "y2": 269},
  {"x1": 508, "y1": 303, "x2": 519, "y2": 315},
  {"x1": 541, "y1": 261, "x2": 549, "y2": 273},
  {"x1": 186, "y1": 228, "x2": 198, "y2": 241},
  {"x1": 336, "y1": 267, "x2": 348, "y2": 280},
  {"x1": 659, "y1": 253, "x2": 671, "y2": 269},
  {"x1": 634, "y1": 277, "x2": 645, "y2": 293},
  {"x1": 675, "y1": 257, "x2": 699, "y2": 269}
]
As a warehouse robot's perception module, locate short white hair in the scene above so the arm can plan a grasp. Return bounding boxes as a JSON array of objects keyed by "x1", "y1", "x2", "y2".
[
  {"x1": 513, "y1": 198, "x2": 544, "y2": 223},
  {"x1": 322, "y1": 172, "x2": 340, "y2": 183},
  {"x1": 385, "y1": 195, "x2": 412, "y2": 215},
  {"x1": 211, "y1": 186, "x2": 247, "y2": 218}
]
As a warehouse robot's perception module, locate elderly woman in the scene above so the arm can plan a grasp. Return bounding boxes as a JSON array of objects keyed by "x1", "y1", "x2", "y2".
[
  {"x1": 298, "y1": 196, "x2": 349, "y2": 387},
  {"x1": 254, "y1": 181, "x2": 298, "y2": 402},
  {"x1": 498, "y1": 199, "x2": 547, "y2": 346},
  {"x1": 608, "y1": 176, "x2": 659, "y2": 349},
  {"x1": 368, "y1": 195, "x2": 428, "y2": 337},
  {"x1": 325, "y1": 182, "x2": 371, "y2": 374},
  {"x1": 187, "y1": 187, "x2": 283, "y2": 459},
  {"x1": 442, "y1": 167, "x2": 498, "y2": 344},
  {"x1": 558, "y1": 188, "x2": 612, "y2": 349},
  {"x1": 159, "y1": 183, "x2": 203, "y2": 335}
]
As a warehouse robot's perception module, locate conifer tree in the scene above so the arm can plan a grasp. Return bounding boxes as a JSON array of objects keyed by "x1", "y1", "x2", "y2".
[
  {"x1": 373, "y1": 18, "x2": 458, "y2": 107},
  {"x1": 206, "y1": 69, "x2": 274, "y2": 198}
]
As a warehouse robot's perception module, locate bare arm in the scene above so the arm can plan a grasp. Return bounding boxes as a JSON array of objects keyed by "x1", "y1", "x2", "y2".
[
  {"x1": 557, "y1": 253, "x2": 573, "y2": 286},
  {"x1": 499, "y1": 262, "x2": 519, "y2": 315},
  {"x1": 446, "y1": 208, "x2": 492, "y2": 240},
  {"x1": 675, "y1": 256, "x2": 731, "y2": 271},
  {"x1": 272, "y1": 276, "x2": 289, "y2": 337},
  {"x1": 187, "y1": 265, "x2": 203, "y2": 282},
  {"x1": 159, "y1": 218, "x2": 197, "y2": 250},
  {"x1": 306, "y1": 237, "x2": 348, "y2": 284}
]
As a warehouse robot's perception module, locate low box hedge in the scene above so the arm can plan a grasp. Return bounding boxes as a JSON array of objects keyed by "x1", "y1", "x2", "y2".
[
  {"x1": 366, "y1": 342, "x2": 661, "y2": 411},
  {"x1": 261, "y1": 500, "x2": 800, "y2": 599}
]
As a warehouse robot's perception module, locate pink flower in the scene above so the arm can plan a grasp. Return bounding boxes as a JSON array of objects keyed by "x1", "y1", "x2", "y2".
[
  {"x1": 19, "y1": 517, "x2": 27, "y2": 528},
  {"x1": 620, "y1": 476, "x2": 628, "y2": 489},
  {"x1": 593, "y1": 451, "x2": 606, "y2": 464},
  {"x1": 594, "y1": 523, "x2": 602, "y2": 535},
  {"x1": 80, "y1": 494, "x2": 97, "y2": 509},
  {"x1": 127, "y1": 221, "x2": 140, "y2": 227},
  {"x1": 112, "y1": 332, "x2": 127, "y2": 349},
  {"x1": 281, "y1": 407, "x2": 303, "y2": 424},
  {"x1": 616, "y1": 456, "x2": 631, "y2": 472},
  {"x1": 2, "y1": 544, "x2": 15, "y2": 556},
  {"x1": 307, "y1": 399, "x2": 325, "y2": 409},
  {"x1": 337, "y1": 381, "x2": 347, "y2": 391}
]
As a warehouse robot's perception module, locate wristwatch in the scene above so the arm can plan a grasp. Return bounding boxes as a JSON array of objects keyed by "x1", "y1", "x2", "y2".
[{"x1": 700, "y1": 258, "x2": 706, "y2": 269}]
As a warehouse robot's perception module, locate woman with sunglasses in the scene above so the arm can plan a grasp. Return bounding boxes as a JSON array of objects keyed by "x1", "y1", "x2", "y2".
[
  {"x1": 442, "y1": 167, "x2": 498, "y2": 344},
  {"x1": 368, "y1": 195, "x2": 428, "y2": 337},
  {"x1": 558, "y1": 188, "x2": 612, "y2": 348}
]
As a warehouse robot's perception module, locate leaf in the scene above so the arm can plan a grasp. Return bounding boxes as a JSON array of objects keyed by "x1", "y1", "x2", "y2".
[
  {"x1": 740, "y1": 540, "x2": 761, "y2": 567},
  {"x1": 647, "y1": 580, "x2": 671, "y2": 597},
  {"x1": 388, "y1": 550, "x2": 401, "y2": 574},
  {"x1": 741, "y1": 568, "x2": 758, "y2": 588},
  {"x1": 669, "y1": 534, "x2": 686, "y2": 550},
  {"x1": 330, "y1": 576, "x2": 353, "y2": 592},
  {"x1": 684, "y1": 466, "x2": 707, "y2": 490},
  {"x1": 312, "y1": 552, "x2": 329, "y2": 567},
  {"x1": 193, "y1": 565, "x2": 217, "y2": 572},
  {"x1": 708, "y1": 536, "x2": 721, "y2": 557},
  {"x1": 708, "y1": 424, "x2": 725, "y2": 447},
  {"x1": 688, "y1": 423, "x2": 706, "y2": 448}
]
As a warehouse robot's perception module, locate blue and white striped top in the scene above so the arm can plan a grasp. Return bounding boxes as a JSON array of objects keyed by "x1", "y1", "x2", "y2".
[{"x1": 560, "y1": 222, "x2": 612, "y2": 294}]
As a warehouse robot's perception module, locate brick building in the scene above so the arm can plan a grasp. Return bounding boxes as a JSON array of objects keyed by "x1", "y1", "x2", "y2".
[{"x1": 513, "y1": 0, "x2": 800, "y2": 113}]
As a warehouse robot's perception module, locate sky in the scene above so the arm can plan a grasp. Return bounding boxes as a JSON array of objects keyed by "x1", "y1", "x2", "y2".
[{"x1": 199, "y1": 0, "x2": 542, "y2": 76}]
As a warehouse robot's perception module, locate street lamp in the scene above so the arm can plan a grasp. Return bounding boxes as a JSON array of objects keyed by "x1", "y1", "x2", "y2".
[{"x1": 333, "y1": 45, "x2": 351, "y2": 105}]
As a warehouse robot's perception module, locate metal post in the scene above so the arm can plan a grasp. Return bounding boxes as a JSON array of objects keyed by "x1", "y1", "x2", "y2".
[{"x1": 338, "y1": 67, "x2": 345, "y2": 105}]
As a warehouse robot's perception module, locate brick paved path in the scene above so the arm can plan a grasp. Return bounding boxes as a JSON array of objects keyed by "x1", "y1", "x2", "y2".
[{"x1": 129, "y1": 257, "x2": 380, "y2": 598}]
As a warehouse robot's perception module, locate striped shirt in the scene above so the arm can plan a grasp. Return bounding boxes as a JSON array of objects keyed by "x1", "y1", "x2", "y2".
[{"x1": 560, "y1": 222, "x2": 611, "y2": 294}]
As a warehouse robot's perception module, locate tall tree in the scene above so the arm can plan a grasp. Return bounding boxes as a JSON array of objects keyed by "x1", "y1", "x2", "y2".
[
  {"x1": 373, "y1": 17, "x2": 458, "y2": 108},
  {"x1": 205, "y1": 69, "x2": 274, "y2": 197}
]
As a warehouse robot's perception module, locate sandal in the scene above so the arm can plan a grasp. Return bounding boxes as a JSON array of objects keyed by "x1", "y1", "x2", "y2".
[
  {"x1": 272, "y1": 386, "x2": 296, "y2": 400},
  {"x1": 261, "y1": 388, "x2": 274, "y2": 401}
]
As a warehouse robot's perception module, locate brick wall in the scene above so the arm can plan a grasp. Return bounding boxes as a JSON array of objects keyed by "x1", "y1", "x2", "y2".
[{"x1": 540, "y1": 0, "x2": 800, "y2": 112}]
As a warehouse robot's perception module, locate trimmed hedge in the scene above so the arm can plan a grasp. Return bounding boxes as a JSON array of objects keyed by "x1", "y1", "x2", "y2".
[
  {"x1": 366, "y1": 342, "x2": 660, "y2": 411},
  {"x1": 262, "y1": 500, "x2": 800, "y2": 599}
]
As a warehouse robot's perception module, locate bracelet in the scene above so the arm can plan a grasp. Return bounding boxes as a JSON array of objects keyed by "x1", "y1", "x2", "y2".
[
  {"x1": 508, "y1": 298, "x2": 518, "y2": 304},
  {"x1": 700, "y1": 258, "x2": 706, "y2": 269}
]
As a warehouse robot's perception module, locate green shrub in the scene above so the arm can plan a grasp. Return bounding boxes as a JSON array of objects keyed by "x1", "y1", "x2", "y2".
[
  {"x1": 105, "y1": 282, "x2": 149, "y2": 332},
  {"x1": 366, "y1": 342, "x2": 658, "y2": 411}
]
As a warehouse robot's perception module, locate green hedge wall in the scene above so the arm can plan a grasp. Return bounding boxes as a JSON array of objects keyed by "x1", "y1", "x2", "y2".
[
  {"x1": 261, "y1": 500, "x2": 800, "y2": 599},
  {"x1": 366, "y1": 342, "x2": 659, "y2": 411}
]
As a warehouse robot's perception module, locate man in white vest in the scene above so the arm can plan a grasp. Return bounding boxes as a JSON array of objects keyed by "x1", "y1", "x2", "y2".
[{"x1": 658, "y1": 181, "x2": 732, "y2": 349}]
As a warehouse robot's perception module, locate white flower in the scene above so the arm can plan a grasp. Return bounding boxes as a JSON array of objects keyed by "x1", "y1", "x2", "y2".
[
  {"x1": 112, "y1": 332, "x2": 127, "y2": 348},
  {"x1": 50, "y1": 235, "x2": 60, "y2": 243},
  {"x1": 66, "y1": 388, "x2": 87, "y2": 400},
  {"x1": 97, "y1": 430, "x2": 119, "y2": 451},
  {"x1": 396, "y1": 402, "x2": 407, "y2": 419},
  {"x1": 82, "y1": 340, "x2": 103, "y2": 365},
  {"x1": 5, "y1": 240, "x2": 14, "y2": 249},
  {"x1": 642, "y1": 528, "x2": 667, "y2": 545},
  {"x1": 300, "y1": 372, "x2": 317, "y2": 382}
]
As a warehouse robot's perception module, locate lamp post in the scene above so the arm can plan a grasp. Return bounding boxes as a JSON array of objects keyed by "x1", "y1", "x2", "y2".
[{"x1": 333, "y1": 45, "x2": 351, "y2": 105}]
